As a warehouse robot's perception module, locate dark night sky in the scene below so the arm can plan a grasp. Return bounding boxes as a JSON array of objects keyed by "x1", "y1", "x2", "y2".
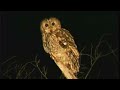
[{"x1": 0, "y1": 11, "x2": 119, "y2": 79}]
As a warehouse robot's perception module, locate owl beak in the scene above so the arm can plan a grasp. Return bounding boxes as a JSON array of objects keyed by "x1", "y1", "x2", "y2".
[{"x1": 50, "y1": 29, "x2": 53, "y2": 33}]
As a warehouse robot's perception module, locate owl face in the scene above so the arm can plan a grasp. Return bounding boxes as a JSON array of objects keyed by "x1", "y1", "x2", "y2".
[{"x1": 40, "y1": 17, "x2": 61, "y2": 34}]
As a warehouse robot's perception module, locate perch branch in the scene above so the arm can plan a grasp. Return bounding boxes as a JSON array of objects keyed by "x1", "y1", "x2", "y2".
[{"x1": 54, "y1": 60, "x2": 77, "y2": 79}]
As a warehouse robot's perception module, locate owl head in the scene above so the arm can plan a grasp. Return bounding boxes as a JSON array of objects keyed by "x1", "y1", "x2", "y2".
[{"x1": 40, "y1": 17, "x2": 61, "y2": 34}]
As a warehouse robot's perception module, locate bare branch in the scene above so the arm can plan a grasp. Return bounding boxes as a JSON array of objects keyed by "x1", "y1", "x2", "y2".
[{"x1": 54, "y1": 60, "x2": 77, "y2": 79}]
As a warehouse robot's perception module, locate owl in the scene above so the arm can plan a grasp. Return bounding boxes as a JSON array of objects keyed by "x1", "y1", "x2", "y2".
[{"x1": 40, "y1": 17, "x2": 80, "y2": 76}]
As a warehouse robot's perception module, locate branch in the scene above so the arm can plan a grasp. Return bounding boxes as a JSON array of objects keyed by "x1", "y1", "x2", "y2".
[{"x1": 54, "y1": 60, "x2": 77, "y2": 79}]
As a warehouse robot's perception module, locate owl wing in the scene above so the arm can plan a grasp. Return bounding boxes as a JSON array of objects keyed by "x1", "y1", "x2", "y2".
[
  {"x1": 61, "y1": 28, "x2": 80, "y2": 74},
  {"x1": 62, "y1": 28, "x2": 77, "y2": 48}
]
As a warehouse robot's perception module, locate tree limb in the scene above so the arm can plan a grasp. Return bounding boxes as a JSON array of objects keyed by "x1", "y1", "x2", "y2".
[{"x1": 54, "y1": 60, "x2": 77, "y2": 79}]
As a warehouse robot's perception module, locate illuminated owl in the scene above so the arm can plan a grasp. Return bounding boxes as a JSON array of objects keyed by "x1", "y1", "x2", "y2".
[{"x1": 40, "y1": 17, "x2": 80, "y2": 75}]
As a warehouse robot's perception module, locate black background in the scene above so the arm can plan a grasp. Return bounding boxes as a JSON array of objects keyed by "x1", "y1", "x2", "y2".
[{"x1": 0, "y1": 11, "x2": 119, "y2": 79}]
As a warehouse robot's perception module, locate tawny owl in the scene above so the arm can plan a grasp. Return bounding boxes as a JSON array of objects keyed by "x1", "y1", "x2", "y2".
[{"x1": 40, "y1": 17, "x2": 80, "y2": 75}]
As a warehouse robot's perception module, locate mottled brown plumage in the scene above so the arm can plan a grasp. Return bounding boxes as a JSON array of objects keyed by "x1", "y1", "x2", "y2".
[{"x1": 40, "y1": 17, "x2": 80, "y2": 75}]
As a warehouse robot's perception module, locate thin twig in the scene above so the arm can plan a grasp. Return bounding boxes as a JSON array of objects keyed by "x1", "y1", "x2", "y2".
[
  {"x1": 24, "y1": 68, "x2": 35, "y2": 79},
  {"x1": 106, "y1": 41, "x2": 118, "y2": 62},
  {"x1": 90, "y1": 43, "x2": 93, "y2": 65},
  {"x1": 100, "y1": 48, "x2": 118, "y2": 58},
  {"x1": 1, "y1": 56, "x2": 16, "y2": 65},
  {"x1": 80, "y1": 54, "x2": 95, "y2": 60},
  {"x1": 95, "y1": 33, "x2": 111, "y2": 58},
  {"x1": 16, "y1": 61, "x2": 34, "y2": 79},
  {"x1": 34, "y1": 56, "x2": 48, "y2": 79}
]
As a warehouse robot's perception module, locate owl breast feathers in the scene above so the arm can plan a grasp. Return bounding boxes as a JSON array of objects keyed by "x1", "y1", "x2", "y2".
[{"x1": 40, "y1": 17, "x2": 80, "y2": 75}]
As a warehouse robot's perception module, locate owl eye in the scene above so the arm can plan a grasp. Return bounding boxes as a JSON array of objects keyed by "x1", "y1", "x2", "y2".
[
  {"x1": 52, "y1": 22, "x2": 55, "y2": 26},
  {"x1": 45, "y1": 24, "x2": 48, "y2": 27}
]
